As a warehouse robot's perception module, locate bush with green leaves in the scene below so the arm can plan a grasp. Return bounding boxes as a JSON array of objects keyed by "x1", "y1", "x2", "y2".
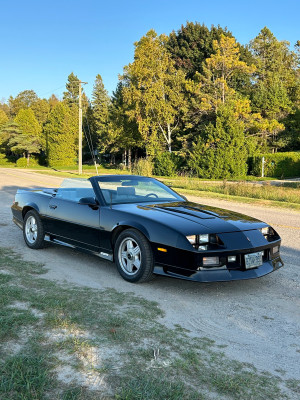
[
  {"x1": 0, "y1": 153, "x2": 14, "y2": 165},
  {"x1": 16, "y1": 156, "x2": 39, "y2": 167},
  {"x1": 132, "y1": 158, "x2": 153, "y2": 176},
  {"x1": 250, "y1": 152, "x2": 300, "y2": 178},
  {"x1": 153, "y1": 152, "x2": 179, "y2": 176}
]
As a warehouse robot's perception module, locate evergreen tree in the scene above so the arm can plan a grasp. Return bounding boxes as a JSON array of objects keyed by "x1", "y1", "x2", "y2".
[
  {"x1": 63, "y1": 72, "x2": 80, "y2": 106},
  {"x1": 48, "y1": 94, "x2": 60, "y2": 109},
  {"x1": 106, "y1": 82, "x2": 141, "y2": 166},
  {"x1": 187, "y1": 102, "x2": 248, "y2": 178},
  {"x1": 0, "y1": 122, "x2": 21, "y2": 153},
  {"x1": 0, "y1": 109, "x2": 8, "y2": 128},
  {"x1": 44, "y1": 103, "x2": 78, "y2": 166},
  {"x1": 91, "y1": 74, "x2": 110, "y2": 151},
  {"x1": 167, "y1": 22, "x2": 232, "y2": 78},
  {"x1": 31, "y1": 98, "x2": 50, "y2": 124}
]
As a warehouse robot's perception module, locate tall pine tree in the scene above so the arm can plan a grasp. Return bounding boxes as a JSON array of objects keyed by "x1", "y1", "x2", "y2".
[{"x1": 91, "y1": 74, "x2": 110, "y2": 152}]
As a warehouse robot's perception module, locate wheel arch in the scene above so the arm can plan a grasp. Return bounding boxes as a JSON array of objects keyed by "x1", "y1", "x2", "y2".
[
  {"x1": 111, "y1": 222, "x2": 150, "y2": 249},
  {"x1": 22, "y1": 203, "x2": 40, "y2": 219}
]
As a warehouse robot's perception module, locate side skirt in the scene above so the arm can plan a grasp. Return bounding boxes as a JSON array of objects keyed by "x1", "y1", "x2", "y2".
[{"x1": 44, "y1": 235, "x2": 113, "y2": 262}]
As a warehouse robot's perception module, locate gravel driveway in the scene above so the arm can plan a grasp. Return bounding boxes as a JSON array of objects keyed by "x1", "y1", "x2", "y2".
[{"x1": 1, "y1": 168, "x2": 299, "y2": 380}]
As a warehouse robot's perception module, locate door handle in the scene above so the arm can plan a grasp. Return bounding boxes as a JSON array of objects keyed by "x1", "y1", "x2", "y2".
[{"x1": 49, "y1": 205, "x2": 57, "y2": 209}]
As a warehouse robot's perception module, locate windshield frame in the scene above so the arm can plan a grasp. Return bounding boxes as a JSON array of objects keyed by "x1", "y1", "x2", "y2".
[{"x1": 89, "y1": 175, "x2": 185, "y2": 206}]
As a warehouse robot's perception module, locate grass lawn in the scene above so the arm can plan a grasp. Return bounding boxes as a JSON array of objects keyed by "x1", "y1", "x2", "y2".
[{"x1": 0, "y1": 247, "x2": 299, "y2": 399}]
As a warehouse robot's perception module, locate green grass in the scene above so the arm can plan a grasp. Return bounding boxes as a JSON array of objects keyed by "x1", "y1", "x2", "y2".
[{"x1": 0, "y1": 247, "x2": 298, "y2": 399}]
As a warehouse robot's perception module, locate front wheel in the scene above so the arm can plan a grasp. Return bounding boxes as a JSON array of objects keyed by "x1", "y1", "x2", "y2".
[
  {"x1": 23, "y1": 210, "x2": 45, "y2": 249},
  {"x1": 114, "y1": 229, "x2": 154, "y2": 283}
]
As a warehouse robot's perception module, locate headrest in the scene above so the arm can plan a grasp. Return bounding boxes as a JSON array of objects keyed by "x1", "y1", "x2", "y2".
[{"x1": 117, "y1": 186, "x2": 135, "y2": 196}]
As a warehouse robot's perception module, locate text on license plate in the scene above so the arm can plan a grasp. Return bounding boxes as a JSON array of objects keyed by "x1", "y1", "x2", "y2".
[{"x1": 244, "y1": 251, "x2": 263, "y2": 269}]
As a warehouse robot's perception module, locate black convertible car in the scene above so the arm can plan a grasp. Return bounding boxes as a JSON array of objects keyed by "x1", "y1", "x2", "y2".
[{"x1": 11, "y1": 175, "x2": 283, "y2": 283}]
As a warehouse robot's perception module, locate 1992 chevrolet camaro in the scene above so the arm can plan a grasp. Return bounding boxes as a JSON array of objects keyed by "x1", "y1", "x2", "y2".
[{"x1": 11, "y1": 175, "x2": 283, "y2": 283}]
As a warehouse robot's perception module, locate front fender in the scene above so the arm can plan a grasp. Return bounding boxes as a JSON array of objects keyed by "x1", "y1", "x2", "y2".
[
  {"x1": 113, "y1": 220, "x2": 150, "y2": 240},
  {"x1": 22, "y1": 202, "x2": 40, "y2": 217}
]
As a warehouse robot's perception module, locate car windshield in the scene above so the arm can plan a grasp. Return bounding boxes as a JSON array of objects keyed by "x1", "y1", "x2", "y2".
[{"x1": 97, "y1": 176, "x2": 184, "y2": 205}]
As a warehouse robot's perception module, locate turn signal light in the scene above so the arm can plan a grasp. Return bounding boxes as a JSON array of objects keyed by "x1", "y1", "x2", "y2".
[
  {"x1": 203, "y1": 256, "x2": 219, "y2": 266},
  {"x1": 228, "y1": 255, "x2": 236, "y2": 262}
]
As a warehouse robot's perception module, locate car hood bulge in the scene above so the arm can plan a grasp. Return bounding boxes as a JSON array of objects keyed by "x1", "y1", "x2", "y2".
[{"x1": 116, "y1": 201, "x2": 266, "y2": 234}]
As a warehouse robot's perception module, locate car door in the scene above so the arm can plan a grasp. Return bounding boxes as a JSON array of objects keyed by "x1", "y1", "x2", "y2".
[{"x1": 46, "y1": 187, "x2": 101, "y2": 252}]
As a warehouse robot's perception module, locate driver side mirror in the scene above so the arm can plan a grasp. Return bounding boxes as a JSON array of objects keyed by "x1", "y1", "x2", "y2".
[{"x1": 78, "y1": 197, "x2": 99, "y2": 208}]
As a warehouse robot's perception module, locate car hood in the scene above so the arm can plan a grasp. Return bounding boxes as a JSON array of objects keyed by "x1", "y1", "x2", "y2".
[{"x1": 114, "y1": 201, "x2": 266, "y2": 234}]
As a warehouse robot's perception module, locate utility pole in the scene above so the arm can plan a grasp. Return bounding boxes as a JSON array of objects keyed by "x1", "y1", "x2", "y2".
[{"x1": 78, "y1": 80, "x2": 87, "y2": 175}]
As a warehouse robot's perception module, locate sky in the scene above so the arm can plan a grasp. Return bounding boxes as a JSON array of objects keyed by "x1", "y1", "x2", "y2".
[{"x1": 0, "y1": 0, "x2": 299, "y2": 102}]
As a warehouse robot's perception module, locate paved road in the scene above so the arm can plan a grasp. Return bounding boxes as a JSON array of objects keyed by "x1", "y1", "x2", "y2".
[{"x1": 0, "y1": 168, "x2": 299, "y2": 380}]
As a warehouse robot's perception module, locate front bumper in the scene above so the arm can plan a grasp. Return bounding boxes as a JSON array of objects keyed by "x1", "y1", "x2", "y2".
[{"x1": 154, "y1": 256, "x2": 283, "y2": 282}]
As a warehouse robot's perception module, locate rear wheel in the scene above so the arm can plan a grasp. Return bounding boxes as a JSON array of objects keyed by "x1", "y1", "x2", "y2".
[
  {"x1": 114, "y1": 229, "x2": 154, "y2": 283},
  {"x1": 23, "y1": 210, "x2": 45, "y2": 249}
]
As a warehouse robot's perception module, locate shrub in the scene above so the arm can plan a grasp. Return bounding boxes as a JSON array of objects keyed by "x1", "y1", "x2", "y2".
[
  {"x1": 16, "y1": 157, "x2": 28, "y2": 167},
  {"x1": 0, "y1": 153, "x2": 14, "y2": 165},
  {"x1": 153, "y1": 152, "x2": 178, "y2": 177},
  {"x1": 250, "y1": 152, "x2": 300, "y2": 178},
  {"x1": 16, "y1": 157, "x2": 39, "y2": 168},
  {"x1": 132, "y1": 158, "x2": 153, "y2": 176}
]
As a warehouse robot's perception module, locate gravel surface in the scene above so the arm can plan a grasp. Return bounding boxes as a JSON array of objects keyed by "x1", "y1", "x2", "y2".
[{"x1": 1, "y1": 168, "x2": 299, "y2": 380}]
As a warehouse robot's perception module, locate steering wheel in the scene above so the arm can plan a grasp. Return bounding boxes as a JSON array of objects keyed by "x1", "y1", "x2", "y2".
[{"x1": 145, "y1": 193, "x2": 159, "y2": 198}]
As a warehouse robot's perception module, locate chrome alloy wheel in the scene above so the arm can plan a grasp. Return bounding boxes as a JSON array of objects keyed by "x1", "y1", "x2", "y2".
[
  {"x1": 25, "y1": 216, "x2": 38, "y2": 244},
  {"x1": 118, "y1": 237, "x2": 142, "y2": 275}
]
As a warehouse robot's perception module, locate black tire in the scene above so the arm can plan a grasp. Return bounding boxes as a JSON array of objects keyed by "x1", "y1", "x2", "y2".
[
  {"x1": 114, "y1": 229, "x2": 154, "y2": 283},
  {"x1": 23, "y1": 210, "x2": 45, "y2": 249}
]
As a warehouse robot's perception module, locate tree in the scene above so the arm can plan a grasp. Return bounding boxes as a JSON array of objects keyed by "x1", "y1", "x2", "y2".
[
  {"x1": 167, "y1": 22, "x2": 232, "y2": 78},
  {"x1": 187, "y1": 102, "x2": 248, "y2": 178},
  {"x1": 106, "y1": 82, "x2": 141, "y2": 166},
  {"x1": 202, "y1": 35, "x2": 255, "y2": 106},
  {"x1": 63, "y1": 72, "x2": 80, "y2": 106},
  {"x1": 11, "y1": 109, "x2": 43, "y2": 164},
  {"x1": 91, "y1": 74, "x2": 110, "y2": 150},
  {"x1": 48, "y1": 94, "x2": 60, "y2": 109},
  {"x1": 31, "y1": 99, "x2": 50, "y2": 124},
  {"x1": 44, "y1": 103, "x2": 78, "y2": 166},
  {"x1": 250, "y1": 28, "x2": 298, "y2": 114},
  {"x1": 122, "y1": 30, "x2": 187, "y2": 153},
  {"x1": 0, "y1": 122, "x2": 21, "y2": 153},
  {"x1": 0, "y1": 110, "x2": 8, "y2": 128},
  {"x1": 8, "y1": 90, "x2": 38, "y2": 116}
]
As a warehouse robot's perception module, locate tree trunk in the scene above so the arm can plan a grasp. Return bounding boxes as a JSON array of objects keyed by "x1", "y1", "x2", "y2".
[
  {"x1": 27, "y1": 152, "x2": 30, "y2": 166},
  {"x1": 128, "y1": 147, "x2": 132, "y2": 170},
  {"x1": 167, "y1": 124, "x2": 172, "y2": 152}
]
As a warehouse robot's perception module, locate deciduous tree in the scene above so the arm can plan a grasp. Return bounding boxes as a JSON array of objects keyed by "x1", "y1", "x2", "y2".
[
  {"x1": 122, "y1": 30, "x2": 187, "y2": 153},
  {"x1": 8, "y1": 90, "x2": 38, "y2": 116}
]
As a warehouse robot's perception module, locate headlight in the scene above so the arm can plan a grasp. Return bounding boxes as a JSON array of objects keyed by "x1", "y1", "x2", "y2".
[
  {"x1": 186, "y1": 234, "x2": 210, "y2": 245},
  {"x1": 260, "y1": 227, "x2": 270, "y2": 235},
  {"x1": 186, "y1": 235, "x2": 197, "y2": 245},
  {"x1": 199, "y1": 234, "x2": 209, "y2": 243}
]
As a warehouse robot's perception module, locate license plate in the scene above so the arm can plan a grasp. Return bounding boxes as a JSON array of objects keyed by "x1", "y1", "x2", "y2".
[{"x1": 244, "y1": 252, "x2": 263, "y2": 269}]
